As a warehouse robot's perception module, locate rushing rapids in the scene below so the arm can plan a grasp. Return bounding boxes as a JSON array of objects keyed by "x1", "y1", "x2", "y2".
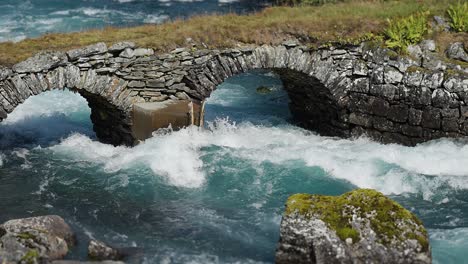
[
  {"x1": 0, "y1": 71, "x2": 467, "y2": 263},
  {"x1": 1, "y1": 1, "x2": 468, "y2": 263}
]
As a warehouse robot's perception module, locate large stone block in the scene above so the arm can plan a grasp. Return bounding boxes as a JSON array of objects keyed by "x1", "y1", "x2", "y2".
[
  {"x1": 276, "y1": 190, "x2": 430, "y2": 264},
  {"x1": 12, "y1": 51, "x2": 67, "y2": 73},
  {"x1": 387, "y1": 104, "x2": 408, "y2": 123},
  {"x1": 132, "y1": 100, "x2": 205, "y2": 141},
  {"x1": 421, "y1": 108, "x2": 441, "y2": 129},
  {"x1": 67, "y1": 42, "x2": 108, "y2": 61}
]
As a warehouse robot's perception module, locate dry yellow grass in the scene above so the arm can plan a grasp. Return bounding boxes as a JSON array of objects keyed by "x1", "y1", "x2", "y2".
[{"x1": 0, "y1": 0, "x2": 464, "y2": 66}]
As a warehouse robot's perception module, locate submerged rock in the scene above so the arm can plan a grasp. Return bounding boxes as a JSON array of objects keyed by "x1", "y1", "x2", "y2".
[
  {"x1": 276, "y1": 189, "x2": 431, "y2": 264},
  {"x1": 256, "y1": 86, "x2": 273, "y2": 94},
  {"x1": 0, "y1": 215, "x2": 75, "y2": 264}
]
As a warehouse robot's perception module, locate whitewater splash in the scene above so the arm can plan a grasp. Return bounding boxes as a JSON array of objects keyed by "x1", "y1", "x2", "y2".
[{"x1": 47, "y1": 119, "x2": 468, "y2": 199}]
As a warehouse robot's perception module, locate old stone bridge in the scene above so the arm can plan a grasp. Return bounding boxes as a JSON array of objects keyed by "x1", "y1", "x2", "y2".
[{"x1": 0, "y1": 41, "x2": 467, "y2": 146}]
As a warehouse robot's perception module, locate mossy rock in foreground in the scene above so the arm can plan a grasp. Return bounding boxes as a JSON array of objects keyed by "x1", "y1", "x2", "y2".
[{"x1": 276, "y1": 189, "x2": 431, "y2": 264}]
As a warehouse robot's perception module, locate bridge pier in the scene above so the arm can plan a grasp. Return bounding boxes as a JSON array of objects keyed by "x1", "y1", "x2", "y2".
[{"x1": 132, "y1": 100, "x2": 205, "y2": 142}]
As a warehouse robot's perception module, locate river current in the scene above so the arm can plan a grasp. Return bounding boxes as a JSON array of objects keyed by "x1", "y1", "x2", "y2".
[{"x1": 1, "y1": 1, "x2": 468, "y2": 263}]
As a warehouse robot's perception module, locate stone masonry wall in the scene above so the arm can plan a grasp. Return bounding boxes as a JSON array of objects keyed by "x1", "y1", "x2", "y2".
[{"x1": 0, "y1": 40, "x2": 467, "y2": 146}]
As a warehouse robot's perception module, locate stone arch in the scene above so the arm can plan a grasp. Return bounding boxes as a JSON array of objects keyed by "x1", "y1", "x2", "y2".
[
  {"x1": 180, "y1": 45, "x2": 354, "y2": 139},
  {"x1": 0, "y1": 53, "x2": 135, "y2": 146},
  {"x1": 178, "y1": 44, "x2": 467, "y2": 146},
  {"x1": 1, "y1": 41, "x2": 466, "y2": 147}
]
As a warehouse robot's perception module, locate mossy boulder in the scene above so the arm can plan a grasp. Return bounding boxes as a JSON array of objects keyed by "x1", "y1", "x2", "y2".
[
  {"x1": 276, "y1": 189, "x2": 431, "y2": 264},
  {"x1": 0, "y1": 215, "x2": 75, "y2": 264}
]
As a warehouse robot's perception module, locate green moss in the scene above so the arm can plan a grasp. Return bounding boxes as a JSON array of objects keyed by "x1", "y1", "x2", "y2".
[
  {"x1": 336, "y1": 227, "x2": 360, "y2": 243},
  {"x1": 445, "y1": 58, "x2": 468, "y2": 68},
  {"x1": 285, "y1": 189, "x2": 429, "y2": 251},
  {"x1": 386, "y1": 49, "x2": 399, "y2": 60},
  {"x1": 16, "y1": 232, "x2": 36, "y2": 240},
  {"x1": 445, "y1": 68, "x2": 466, "y2": 78},
  {"x1": 21, "y1": 249, "x2": 39, "y2": 264}
]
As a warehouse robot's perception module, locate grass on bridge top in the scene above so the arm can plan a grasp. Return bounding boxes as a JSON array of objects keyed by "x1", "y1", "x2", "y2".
[{"x1": 0, "y1": 0, "x2": 466, "y2": 66}]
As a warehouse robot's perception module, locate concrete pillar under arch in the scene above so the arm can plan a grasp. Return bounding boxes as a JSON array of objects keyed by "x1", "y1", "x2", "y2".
[{"x1": 132, "y1": 99, "x2": 205, "y2": 142}]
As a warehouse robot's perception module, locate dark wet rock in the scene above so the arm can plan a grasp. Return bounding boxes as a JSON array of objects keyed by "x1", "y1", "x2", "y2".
[
  {"x1": 256, "y1": 86, "x2": 273, "y2": 94},
  {"x1": 276, "y1": 189, "x2": 431, "y2": 264},
  {"x1": 446, "y1": 42, "x2": 468, "y2": 62},
  {"x1": 12, "y1": 51, "x2": 68, "y2": 73},
  {"x1": 67, "y1": 42, "x2": 108, "y2": 61},
  {"x1": 88, "y1": 240, "x2": 122, "y2": 261},
  {"x1": 0, "y1": 215, "x2": 75, "y2": 263}
]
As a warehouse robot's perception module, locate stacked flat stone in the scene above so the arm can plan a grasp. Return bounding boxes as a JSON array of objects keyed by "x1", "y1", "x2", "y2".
[{"x1": 0, "y1": 40, "x2": 467, "y2": 146}]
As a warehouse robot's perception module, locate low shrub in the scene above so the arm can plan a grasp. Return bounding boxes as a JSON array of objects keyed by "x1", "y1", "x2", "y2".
[
  {"x1": 447, "y1": 1, "x2": 468, "y2": 32},
  {"x1": 384, "y1": 12, "x2": 429, "y2": 51}
]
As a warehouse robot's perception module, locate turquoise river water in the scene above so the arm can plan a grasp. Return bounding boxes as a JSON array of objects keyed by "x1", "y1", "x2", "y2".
[
  {"x1": 0, "y1": 71, "x2": 468, "y2": 263},
  {"x1": 1, "y1": 1, "x2": 468, "y2": 263}
]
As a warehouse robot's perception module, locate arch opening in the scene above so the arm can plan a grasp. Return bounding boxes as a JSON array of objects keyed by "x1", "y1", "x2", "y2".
[
  {"x1": 0, "y1": 84, "x2": 133, "y2": 147},
  {"x1": 0, "y1": 89, "x2": 93, "y2": 149},
  {"x1": 200, "y1": 68, "x2": 346, "y2": 138},
  {"x1": 203, "y1": 69, "x2": 292, "y2": 126}
]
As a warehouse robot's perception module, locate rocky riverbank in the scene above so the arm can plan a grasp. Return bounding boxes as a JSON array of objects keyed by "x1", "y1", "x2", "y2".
[
  {"x1": 1, "y1": 190, "x2": 432, "y2": 264},
  {"x1": 0, "y1": 216, "x2": 126, "y2": 264}
]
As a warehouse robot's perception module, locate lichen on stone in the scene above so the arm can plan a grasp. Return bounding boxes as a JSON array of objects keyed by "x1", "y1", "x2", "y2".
[
  {"x1": 285, "y1": 189, "x2": 429, "y2": 252},
  {"x1": 20, "y1": 249, "x2": 39, "y2": 264}
]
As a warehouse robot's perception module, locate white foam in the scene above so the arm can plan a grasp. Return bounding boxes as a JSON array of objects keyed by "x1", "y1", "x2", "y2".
[
  {"x1": 144, "y1": 14, "x2": 170, "y2": 24},
  {"x1": 12, "y1": 148, "x2": 32, "y2": 169},
  {"x1": 0, "y1": 152, "x2": 4, "y2": 167},
  {"x1": 48, "y1": 119, "x2": 468, "y2": 195}
]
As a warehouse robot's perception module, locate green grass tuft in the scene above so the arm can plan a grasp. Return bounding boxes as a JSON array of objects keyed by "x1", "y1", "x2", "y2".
[
  {"x1": 0, "y1": 0, "x2": 464, "y2": 66},
  {"x1": 447, "y1": 1, "x2": 468, "y2": 32},
  {"x1": 384, "y1": 12, "x2": 429, "y2": 51}
]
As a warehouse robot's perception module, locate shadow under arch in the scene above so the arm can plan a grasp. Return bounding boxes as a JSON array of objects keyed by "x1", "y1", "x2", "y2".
[{"x1": 274, "y1": 68, "x2": 347, "y2": 138}]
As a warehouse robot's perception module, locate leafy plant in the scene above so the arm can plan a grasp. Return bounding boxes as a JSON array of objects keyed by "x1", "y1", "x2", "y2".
[
  {"x1": 384, "y1": 12, "x2": 429, "y2": 51},
  {"x1": 447, "y1": 1, "x2": 468, "y2": 32}
]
